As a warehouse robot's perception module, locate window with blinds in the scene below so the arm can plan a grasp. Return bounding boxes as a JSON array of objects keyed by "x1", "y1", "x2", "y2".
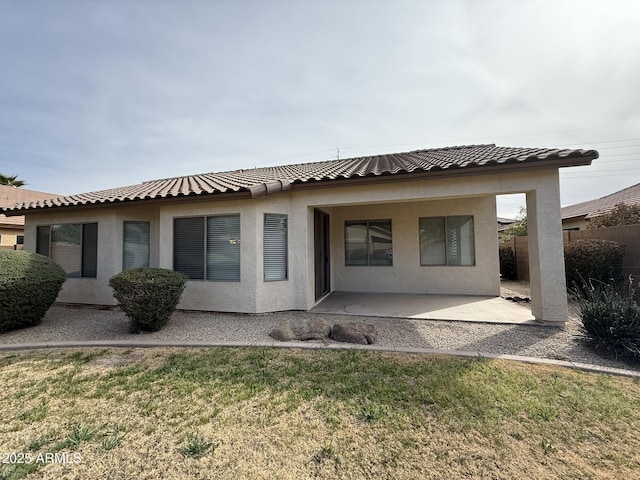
[
  {"x1": 207, "y1": 215, "x2": 240, "y2": 281},
  {"x1": 173, "y1": 215, "x2": 240, "y2": 281},
  {"x1": 419, "y1": 216, "x2": 475, "y2": 266},
  {"x1": 123, "y1": 221, "x2": 150, "y2": 270},
  {"x1": 263, "y1": 214, "x2": 288, "y2": 281}
]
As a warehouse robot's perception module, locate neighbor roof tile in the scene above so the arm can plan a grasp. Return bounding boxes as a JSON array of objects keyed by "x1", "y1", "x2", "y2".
[{"x1": 561, "y1": 182, "x2": 640, "y2": 220}]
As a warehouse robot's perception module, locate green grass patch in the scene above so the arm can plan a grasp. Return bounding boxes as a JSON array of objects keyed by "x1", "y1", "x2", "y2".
[{"x1": 0, "y1": 347, "x2": 639, "y2": 479}]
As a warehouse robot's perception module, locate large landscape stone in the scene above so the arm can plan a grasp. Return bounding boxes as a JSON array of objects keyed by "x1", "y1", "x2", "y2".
[
  {"x1": 329, "y1": 323, "x2": 378, "y2": 345},
  {"x1": 268, "y1": 317, "x2": 331, "y2": 342}
]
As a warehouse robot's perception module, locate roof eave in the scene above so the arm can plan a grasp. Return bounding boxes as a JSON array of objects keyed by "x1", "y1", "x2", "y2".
[
  {"x1": 5, "y1": 152, "x2": 597, "y2": 215},
  {"x1": 5, "y1": 189, "x2": 254, "y2": 215},
  {"x1": 288, "y1": 155, "x2": 597, "y2": 191}
]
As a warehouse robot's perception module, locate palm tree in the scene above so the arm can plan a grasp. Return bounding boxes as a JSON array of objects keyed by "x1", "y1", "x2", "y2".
[{"x1": 0, "y1": 174, "x2": 26, "y2": 187}]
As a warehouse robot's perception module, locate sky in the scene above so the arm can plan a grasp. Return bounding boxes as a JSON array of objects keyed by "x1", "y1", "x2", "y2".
[{"x1": 1, "y1": 0, "x2": 639, "y2": 219}]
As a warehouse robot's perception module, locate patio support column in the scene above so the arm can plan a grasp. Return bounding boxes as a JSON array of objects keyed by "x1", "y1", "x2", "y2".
[{"x1": 526, "y1": 172, "x2": 568, "y2": 324}]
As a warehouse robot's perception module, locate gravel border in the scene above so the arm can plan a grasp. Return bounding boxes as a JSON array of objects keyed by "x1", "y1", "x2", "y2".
[{"x1": 0, "y1": 301, "x2": 638, "y2": 375}]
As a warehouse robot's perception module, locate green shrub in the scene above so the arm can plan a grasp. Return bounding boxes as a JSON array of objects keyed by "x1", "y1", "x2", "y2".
[
  {"x1": 573, "y1": 277, "x2": 640, "y2": 361},
  {"x1": 109, "y1": 268, "x2": 187, "y2": 332},
  {"x1": 564, "y1": 239, "x2": 624, "y2": 291},
  {"x1": 499, "y1": 244, "x2": 517, "y2": 280},
  {"x1": 0, "y1": 250, "x2": 66, "y2": 332}
]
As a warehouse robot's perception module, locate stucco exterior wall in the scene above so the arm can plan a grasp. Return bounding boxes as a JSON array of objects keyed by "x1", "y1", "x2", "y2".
[
  {"x1": 253, "y1": 194, "x2": 305, "y2": 313},
  {"x1": 158, "y1": 198, "x2": 260, "y2": 313},
  {"x1": 561, "y1": 217, "x2": 587, "y2": 231},
  {"x1": 328, "y1": 197, "x2": 499, "y2": 295},
  {"x1": 157, "y1": 194, "x2": 308, "y2": 313},
  {"x1": 20, "y1": 167, "x2": 567, "y2": 321},
  {"x1": 25, "y1": 208, "x2": 119, "y2": 305},
  {"x1": 0, "y1": 227, "x2": 23, "y2": 248},
  {"x1": 290, "y1": 168, "x2": 564, "y2": 313},
  {"x1": 24, "y1": 205, "x2": 160, "y2": 305}
]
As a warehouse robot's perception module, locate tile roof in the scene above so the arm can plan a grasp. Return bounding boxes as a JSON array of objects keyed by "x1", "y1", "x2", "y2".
[
  {"x1": 561, "y1": 182, "x2": 640, "y2": 220},
  {"x1": 2, "y1": 144, "x2": 598, "y2": 214},
  {"x1": 0, "y1": 185, "x2": 60, "y2": 226}
]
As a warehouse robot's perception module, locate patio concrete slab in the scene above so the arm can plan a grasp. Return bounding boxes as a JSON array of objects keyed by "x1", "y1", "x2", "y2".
[{"x1": 311, "y1": 292, "x2": 537, "y2": 324}]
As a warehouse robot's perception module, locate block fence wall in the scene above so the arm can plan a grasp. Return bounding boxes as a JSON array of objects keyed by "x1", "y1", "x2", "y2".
[{"x1": 503, "y1": 224, "x2": 640, "y2": 283}]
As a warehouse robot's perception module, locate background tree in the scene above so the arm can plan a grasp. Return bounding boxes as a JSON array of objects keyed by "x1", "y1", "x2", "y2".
[
  {"x1": 501, "y1": 207, "x2": 527, "y2": 241},
  {"x1": 0, "y1": 174, "x2": 26, "y2": 187},
  {"x1": 588, "y1": 203, "x2": 640, "y2": 228}
]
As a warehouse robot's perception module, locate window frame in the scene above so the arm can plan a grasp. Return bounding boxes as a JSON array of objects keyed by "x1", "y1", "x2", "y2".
[
  {"x1": 263, "y1": 213, "x2": 288, "y2": 282},
  {"x1": 122, "y1": 221, "x2": 150, "y2": 270},
  {"x1": 172, "y1": 214, "x2": 241, "y2": 282},
  {"x1": 344, "y1": 219, "x2": 393, "y2": 266},
  {"x1": 35, "y1": 223, "x2": 98, "y2": 278},
  {"x1": 419, "y1": 215, "x2": 476, "y2": 267}
]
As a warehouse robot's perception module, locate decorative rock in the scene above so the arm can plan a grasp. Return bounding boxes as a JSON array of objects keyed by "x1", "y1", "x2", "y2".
[
  {"x1": 329, "y1": 323, "x2": 378, "y2": 345},
  {"x1": 505, "y1": 296, "x2": 531, "y2": 304},
  {"x1": 268, "y1": 317, "x2": 331, "y2": 342}
]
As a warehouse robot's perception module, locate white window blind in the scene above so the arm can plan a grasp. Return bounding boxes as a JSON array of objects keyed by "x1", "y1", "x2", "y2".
[
  {"x1": 174, "y1": 215, "x2": 241, "y2": 281},
  {"x1": 207, "y1": 215, "x2": 241, "y2": 281},
  {"x1": 419, "y1": 216, "x2": 475, "y2": 266},
  {"x1": 264, "y1": 214, "x2": 288, "y2": 281}
]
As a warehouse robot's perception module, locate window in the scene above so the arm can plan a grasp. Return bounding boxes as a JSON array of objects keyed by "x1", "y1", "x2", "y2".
[
  {"x1": 36, "y1": 223, "x2": 98, "y2": 277},
  {"x1": 419, "y1": 216, "x2": 475, "y2": 266},
  {"x1": 345, "y1": 220, "x2": 392, "y2": 266},
  {"x1": 264, "y1": 214, "x2": 287, "y2": 281},
  {"x1": 16, "y1": 235, "x2": 24, "y2": 245},
  {"x1": 173, "y1": 215, "x2": 240, "y2": 281},
  {"x1": 123, "y1": 221, "x2": 150, "y2": 270}
]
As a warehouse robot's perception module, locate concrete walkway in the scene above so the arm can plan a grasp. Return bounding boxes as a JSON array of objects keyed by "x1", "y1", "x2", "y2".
[{"x1": 311, "y1": 292, "x2": 536, "y2": 324}]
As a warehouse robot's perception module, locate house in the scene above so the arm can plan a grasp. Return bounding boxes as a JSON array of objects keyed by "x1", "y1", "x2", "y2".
[
  {"x1": 497, "y1": 216, "x2": 516, "y2": 240},
  {"x1": 1, "y1": 144, "x2": 598, "y2": 324},
  {"x1": 497, "y1": 217, "x2": 516, "y2": 230},
  {"x1": 0, "y1": 185, "x2": 59, "y2": 251},
  {"x1": 561, "y1": 182, "x2": 640, "y2": 230}
]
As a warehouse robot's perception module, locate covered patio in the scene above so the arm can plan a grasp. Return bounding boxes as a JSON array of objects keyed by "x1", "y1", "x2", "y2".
[{"x1": 311, "y1": 291, "x2": 536, "y2": 325}]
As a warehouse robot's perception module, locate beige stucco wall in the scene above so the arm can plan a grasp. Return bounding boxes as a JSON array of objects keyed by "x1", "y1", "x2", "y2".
[
  {"x1": 25, "y1": 208, "x2": 118, "y2": 305},
  {"x1": 289, "y1": 168, "x2": 566, "y2": 318},
  {"x1": 526, "y1": 178, "x2": 568, "y2": 323},
  {"x1": 21, "y1": 166, "x2": 568, "y2": 321},
  {"x1": 0, "y1": 226, "x2": 23, "y2": 247},
  {"x1": 24, "y1": 205, "x2": 160, "y2": 305},
  {"x1": 562, "y1": 217, "x2": 587, "y2": 231},
  {"x1": 328, "y1": 197, "x2": 499, "y2": 296},
  {"x1": 253, "y1": 195, "x2": 303, "y2": 313},
  {"x1": 157, "y1": 194, "x2": 306, "y2": 313},
  {"x1": 158, "y1": 198, "x2": 260, "y2": 313}
]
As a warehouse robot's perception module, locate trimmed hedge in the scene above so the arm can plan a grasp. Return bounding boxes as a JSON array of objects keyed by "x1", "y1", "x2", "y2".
[
  {"x1": 564, "y1": 239, "x2": 624, "y2": 290},
  {"x1": 0, "y1": 250, "x2": 66, "y2": 332},
  {"x1": 499, "y1": 244, "x2": 517, "y2": 280},
  {"x1": 574, "y1": 278, "x2": 640, "y2": 362},
  {"x1": 109, "y1": 268, "x2": 187, "y2": 332}
]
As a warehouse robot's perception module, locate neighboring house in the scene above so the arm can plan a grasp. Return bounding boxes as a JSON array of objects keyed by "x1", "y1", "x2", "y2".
[
  {"x1": 561, "y1": 182, "x2": 640, "y2": 230},
  {"x1": 0, "y1": 185, "x2": 58, "y2": 250},
  {"x1": 1, "y1": 144, "x2": 598, "y2": 324},
  {"x1": 497, "y1": 217, "x2": 516, "y2": 240}
]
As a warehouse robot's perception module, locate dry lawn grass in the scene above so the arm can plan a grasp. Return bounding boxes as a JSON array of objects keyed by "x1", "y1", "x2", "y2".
[{"x1": 1, "y1": 347, "x2": 639, "y2": 479}]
